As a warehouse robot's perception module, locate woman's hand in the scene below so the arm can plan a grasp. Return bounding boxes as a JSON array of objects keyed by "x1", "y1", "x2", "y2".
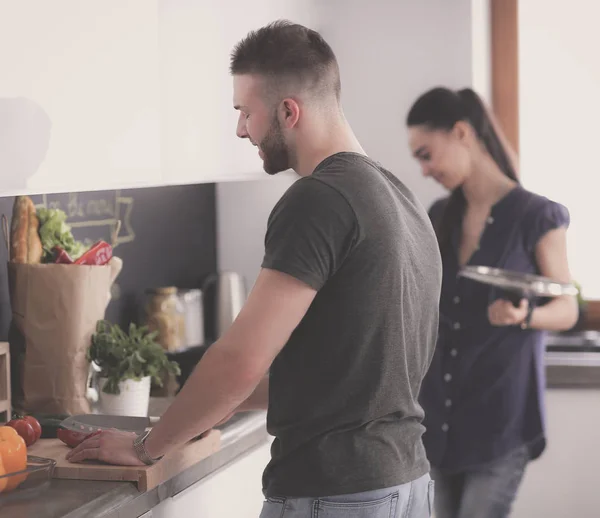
[{"x1": 488, "y1": 298, "x2": 528, "y2": 327}]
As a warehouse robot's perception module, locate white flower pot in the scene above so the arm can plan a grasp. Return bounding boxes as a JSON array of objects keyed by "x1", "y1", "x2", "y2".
[{"x1": 97, "y1": 376, "x2": 151, "y2": 417}]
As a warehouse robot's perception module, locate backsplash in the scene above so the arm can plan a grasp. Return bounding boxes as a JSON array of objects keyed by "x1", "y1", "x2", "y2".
[{"x1": 0, "y1": 184, "x2": 217, "y2": 339}]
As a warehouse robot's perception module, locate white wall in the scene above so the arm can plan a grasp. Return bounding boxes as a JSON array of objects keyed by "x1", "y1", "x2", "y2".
[
  {"x1": 313, "y1": 0, "x2": 473, "y2": 207},
  {"x1": 217, "y1": 173, "x2": 297, "y2": 293},
  {"x1": 471, "y1": 0, "x2": 491, "y2": 104},
  {"x1": 519, "y1": 1, "x2": 598, "y2": 299},
  {"x1": 218, "y1": 0, "x2": 486, "y2": 289}
]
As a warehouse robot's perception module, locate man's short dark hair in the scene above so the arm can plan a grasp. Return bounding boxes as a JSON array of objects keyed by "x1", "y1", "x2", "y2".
[{"x1": 230, "y1": 20, "x2": 341, "y2": 102}]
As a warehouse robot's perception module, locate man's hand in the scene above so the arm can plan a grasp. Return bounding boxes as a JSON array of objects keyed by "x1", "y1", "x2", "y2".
[
  {"x1": 66, "y1": 429, "x2": 144, "y2": 466},
  {"x1": 215, "y1": 411, "x2": 236, "y2": 427}
]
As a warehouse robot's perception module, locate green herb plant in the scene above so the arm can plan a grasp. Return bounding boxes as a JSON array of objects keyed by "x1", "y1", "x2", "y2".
[{"x1": 88, "y1": 320, "x2": 181, "y2": 395}]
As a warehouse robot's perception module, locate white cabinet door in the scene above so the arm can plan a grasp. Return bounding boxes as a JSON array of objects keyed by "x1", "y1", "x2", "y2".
[
  {"x1": 0, "y1": 1, "x2": 162, "y2": 197},
  {"x1": 512, "y1": 388, "x2": 600, "y2": 518},
  {"x1": 159, "y1": 0, "x2": 318, "y2": 186},
  {"x1": 158, "y1": 0, "x2": 263, "y2": 187},
  {"x1": 152, "y1": 439, "x2": 272, "y2": 518},
  {"x1": 0, "y1": 1, "x2": 320, "y2": 196},
  {"x1": 158, "y1": 0, "x2": 227, "y2": 186}
]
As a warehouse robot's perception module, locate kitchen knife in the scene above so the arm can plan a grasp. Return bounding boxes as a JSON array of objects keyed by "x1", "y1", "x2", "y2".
[{"x1": 60, "y1": 414, "x2": 160, "y2": 434}]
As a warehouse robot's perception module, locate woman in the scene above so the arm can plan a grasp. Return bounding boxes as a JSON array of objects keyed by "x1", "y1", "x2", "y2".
[{"x1": 406, "y1": 87, "x2": 578, "y2": 518}]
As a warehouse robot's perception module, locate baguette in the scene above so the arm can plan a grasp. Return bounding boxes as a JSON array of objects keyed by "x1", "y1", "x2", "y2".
[
  {"x1": 10, "y1": 196, "x2": 43, "y2": 264},
  {"x1": 27, "y1": 204, "x2": 43, "y2": 263}
]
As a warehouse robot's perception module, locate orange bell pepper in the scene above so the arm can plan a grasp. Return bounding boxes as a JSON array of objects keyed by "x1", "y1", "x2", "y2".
[
  {"x1": 0, "y1": 426, "x2": 28, "y2": 492},
  {"x1": 0, "y1": 455, "x2": 5, "y2": 493}
]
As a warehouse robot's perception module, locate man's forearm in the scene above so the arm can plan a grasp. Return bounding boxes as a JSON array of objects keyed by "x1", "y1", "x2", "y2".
[
  {"x1": 144, "y1": 341, "x2": 265, "y2": 459},
  {"x1": 237, "y1": 376, "x2": 269, "y2": 412}
]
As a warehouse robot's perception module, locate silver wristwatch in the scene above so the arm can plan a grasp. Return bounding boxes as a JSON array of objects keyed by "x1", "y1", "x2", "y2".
[{"x1": 133, "y1": 429, "x2": 163, "y2": 466}]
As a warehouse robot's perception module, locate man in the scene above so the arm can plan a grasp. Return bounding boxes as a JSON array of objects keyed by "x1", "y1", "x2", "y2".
[{"x1": 68, "y1": 20, "x2": 442, "y2": 517}]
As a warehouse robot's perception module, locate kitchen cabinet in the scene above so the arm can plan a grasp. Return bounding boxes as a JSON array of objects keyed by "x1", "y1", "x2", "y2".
[
  {"x1": 1, "y1": 1, "x2": 317, "y2": 198},
  {"x1": 152, "y1": 439, "x2": 272, "y2": 518},
  {"x1": 512, "y1": 388, "x2": 600, "y2": 518},
  {"x1": 0, "y1": 1, "x2": 162, "y2": 196}
]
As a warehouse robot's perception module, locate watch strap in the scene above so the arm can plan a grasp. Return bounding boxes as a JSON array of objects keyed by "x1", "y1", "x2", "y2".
[
  {"x1": 520, "y1": 302, "x2": 535, "y2": 330},
  {"x1": 133, "y1": 429, "x2": 162, "y2": 465}
]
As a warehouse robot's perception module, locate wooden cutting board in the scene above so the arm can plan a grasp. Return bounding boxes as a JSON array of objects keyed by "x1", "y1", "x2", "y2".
[{"x1": 28, "y1": 429, "x2": 221, "y2": 492}]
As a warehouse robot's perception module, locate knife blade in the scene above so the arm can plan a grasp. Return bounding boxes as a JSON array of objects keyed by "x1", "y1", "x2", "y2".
[{"x1": 60, "y1": 414, "x2": 160, "y2": 434}]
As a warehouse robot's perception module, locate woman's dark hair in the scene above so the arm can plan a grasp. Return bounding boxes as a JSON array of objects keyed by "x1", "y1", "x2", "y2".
[{"x1": 406, "y1": 87, "x2": 519, "y2": 249}]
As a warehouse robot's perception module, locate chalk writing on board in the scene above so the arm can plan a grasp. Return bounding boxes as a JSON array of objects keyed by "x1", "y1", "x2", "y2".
[{"x1": 34, "y1": 191, "x2": 135, "y2": 247}]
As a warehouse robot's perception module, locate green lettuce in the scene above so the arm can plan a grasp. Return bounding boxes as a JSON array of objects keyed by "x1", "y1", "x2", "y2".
[{"x1": 37, "y1": 208, "x2": 87, "y2": 262}]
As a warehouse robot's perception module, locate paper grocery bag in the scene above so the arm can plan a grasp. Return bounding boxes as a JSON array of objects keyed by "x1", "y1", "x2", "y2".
[{"x1": 8, "y1": 262, "x2": 114, "y2": 415}]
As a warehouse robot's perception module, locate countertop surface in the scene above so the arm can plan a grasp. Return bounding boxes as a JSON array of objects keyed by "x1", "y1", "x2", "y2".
[
  {"x1": 0, "y1": 400, "x2": 269, "y2": 518},
  {"x1": 545, "y1": 331, "x2": 600, "y2": 388},
  {"x1": 1, "y1": 337, "x2": 595, "y2": 517}
]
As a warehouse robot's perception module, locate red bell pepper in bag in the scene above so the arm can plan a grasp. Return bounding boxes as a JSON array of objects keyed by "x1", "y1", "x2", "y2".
[
  {"x1": 74, "y1": 240, "x2": 113, "y2": 266},
  {"x1": 53, "y1": 246, "x2": 74, "y2": 264}
]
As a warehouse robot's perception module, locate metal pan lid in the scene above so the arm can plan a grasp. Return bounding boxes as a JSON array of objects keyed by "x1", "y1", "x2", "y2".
[{"x1": 458, "y1": 266, "x2": 579, "y2": 298}]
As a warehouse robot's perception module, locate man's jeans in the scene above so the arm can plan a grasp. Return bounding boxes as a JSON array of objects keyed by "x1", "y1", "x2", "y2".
[{"x1": 259, "y1": 474, "x2": 434, "y2": 518}]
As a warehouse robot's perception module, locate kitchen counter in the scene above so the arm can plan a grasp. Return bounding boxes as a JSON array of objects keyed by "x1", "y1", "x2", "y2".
[
  {"x1": 545, "y1": 331, "x2": 600, "y2": 388},
  {"x1": 0, "y1": 402, "x2": 269, "y2": 518},
  {"x1": 545, "y1": 354, "x2": 600, "y2": 388}
]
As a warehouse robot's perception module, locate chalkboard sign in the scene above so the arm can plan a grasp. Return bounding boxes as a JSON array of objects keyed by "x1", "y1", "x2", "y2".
[{"x1": 0, "y1": 183, "x2": 217, "y2": 338}]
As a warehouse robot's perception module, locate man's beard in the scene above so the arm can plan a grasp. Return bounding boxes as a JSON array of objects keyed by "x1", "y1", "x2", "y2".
[{"x1": 259, "y1": 116, "x2": 291, "y2": 176}]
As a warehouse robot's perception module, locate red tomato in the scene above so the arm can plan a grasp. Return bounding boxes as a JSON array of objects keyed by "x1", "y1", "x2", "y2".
[
  {"x1": 23, "y1": 416, "x2": 42, "y2": 442},
  {"x1": 6, "y1": 418, "x2": 36, "y2": 447}
]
